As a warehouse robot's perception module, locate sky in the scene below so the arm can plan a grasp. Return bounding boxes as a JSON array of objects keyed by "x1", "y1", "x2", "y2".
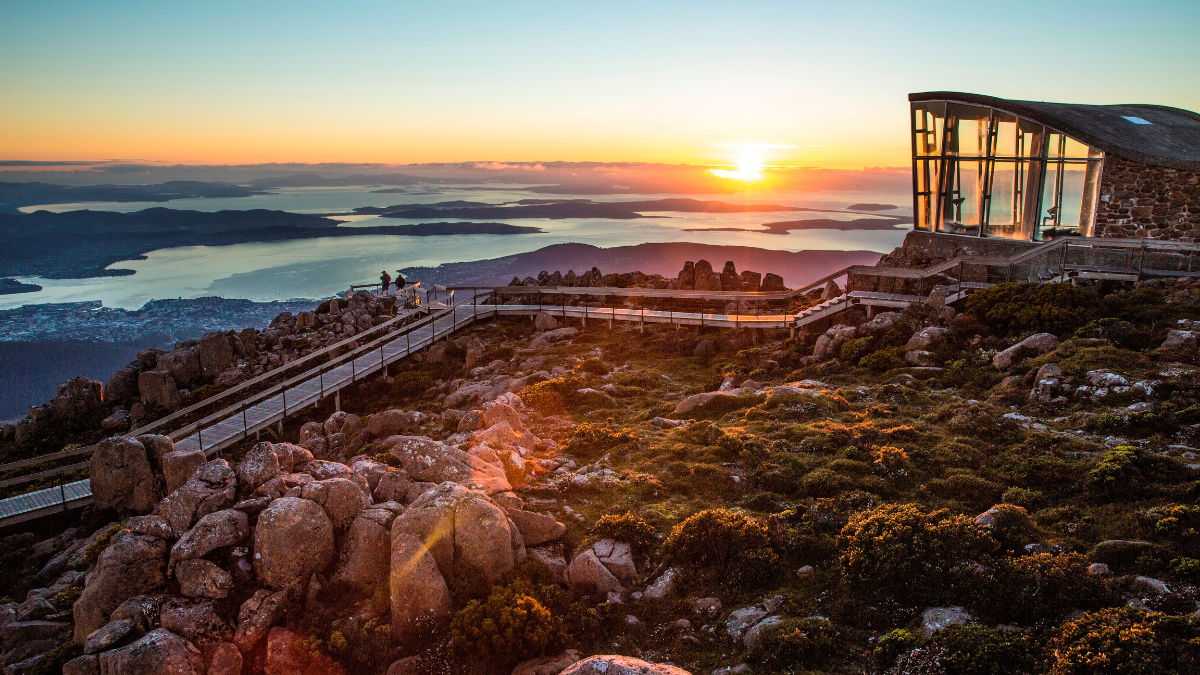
[{"x1": 1, "y1": 0, "x2": 1198, "y2": 170}]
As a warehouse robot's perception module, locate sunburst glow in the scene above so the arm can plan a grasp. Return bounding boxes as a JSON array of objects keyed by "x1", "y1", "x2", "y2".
[{"x1": 711, "y1": 152, "x2": 766, "y2": 181}]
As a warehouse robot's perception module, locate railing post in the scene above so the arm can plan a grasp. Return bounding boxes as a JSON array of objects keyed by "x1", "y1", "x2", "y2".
[
  {"x1": 282, "y1": 389, "x2": 287, "y2": 418},
  {"x1": 197, "y1": 426, "x2": 203, "y2": 454}
]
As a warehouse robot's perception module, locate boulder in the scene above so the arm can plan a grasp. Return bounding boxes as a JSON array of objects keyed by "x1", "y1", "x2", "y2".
[
  {"x1": 159, "y1": 598, "x2": 226, "y2": 640},
  {"x1": 643, "y1": 567, "x2": 678, "y2": 600},
  {"x1": 904, "y1": 350, "x2": 939, "y2": 367},
  {"x1": 761, "y1": 273, "x2": 785, "y2": 292},
  {"x1": 333, "y1": 511, "x2": 394, "y2": 595},
  {"x1": 73, "y1": 532, "x2": 168, "y2": 644},
  {"x1": 721, "y1": 261, "x2": 742, "y2": 291},
  {"x1": 534, "y1": 312, "x2": 559, "y2": 332},
  {"x1": 160, "y1": 346, "x2": 202, "y2": 388},
  {"x1": 233, "y1": 589, "x2": 288, "y2": 653},
  {"x1": 367, "y1": 409, "x2": 424, "y2": 438},
  {"x1": 101, "y1": 410, "x2": 132, "y2": 432},
  {"x1": 860, "y1": 311, "x2": 902, "y2": 334},
  {"x1": 204, "y1": 642, "x2": 242, "y2": 675},
  {"x1": 138, "y1": 370, "x2": 182, "y2": 412},
  {"x1": 236, "y1": 442, "x2": 281, "y2": 490},
  {"x1": 198, "y1": 332, "x2": 235, "y2": 380},
  {"x1": 253, "y1": 498, "x2": 335, "y2": 590},
  {"x1": 391, "y1": 483, "x2": 516, "y2": 596},
  {"x1": 906, "y1": 327, "x2": 948, "y2": 350},
  {"x1": 390, "y1": 533, "x2": 453, "y2": 635},
  {"x1": 822, "y1": 280, "x2": 842, "y2": 299},
  {"x1": 323, "y1": 412, "x2": 361, "y2": 438},
  {"x1": 813, "y1": 325, "x2": 857, "y2": 360},
  {"x1": 566, "y1": 550, "x2": 623, "y2": 595},
  {"x1": 161, "y1": 449, "x2": 207, "y2": 496},
  {"x1": 692, "y1": 260, "x2": 714, "y2": 291},
  {"x1": 920, "y1": 606, "x2": 972, "y2": 636},
  {"x1": 1162, "y1": 330, "x2": 1197, "y2": 348},
  {"x1": 307, "y1": 477, "x2": 371, "y2": 530},
  {"x1": 157, "y1": 460, "x2": 238, "y2": 537},
  {"x1": 106, "y1": 365, "x2": 144, "y2": 404},
  {"x1": 83, "y1": 618, "x2": 138, "y2": 655},
  {"x1": 63, "y1": 656, "x2": 99, "y2": 675},
  {"x1": 592, "y1": 539, "x2": 636, "y2": 580},
  {"x1": 349, "y1": 458, "x2": 390, "y2": 490},
  {"x1": 559, "y1": 656, "x2": 692, "y2": 675},
  {"x1": 264, "y1": 626, "x2": 345, "y2": 675},
  {"x1": 993, "y1": 333, "x2": 1059, "y2": 370},
  {"x1": 15, "y1": 595, "x2": 55, "y2": 622},
  {"x1": 176, "y1": 559, "x2": 234, "y2": 598},
  {"x1": 672, "y1": 391, "x2": 738, "y2": 415},
  {"x1": 90, "y1": 437, "x2": 160, "y2": 514},
  {"x1": 503, "y1": 509, "x2": 566, "y2": 546},
  {"x1": 744, "y1": 615, "x2": 784, "y2": 649},
  {"x1": 1, "y1": 620, "x2": 70, "y2": 646},
  {"x1": 299, "y1": 422, "x2": 325, "y2": 444},
  {"x1": 527, "y1": 546, "x2": 568, "y2": 585},
  {"x1": 373, "y1": 472, "x2": 412, "y2": 504},
  {"x1": 170, "y1": 509, "x2": 249, "y2": 562},
  {"x1": 726, "y1": 606, "x2": 768, "y2": 640},
  {"x1": 97, "y1": 628, "x2": 204, "y2": 675},
  {"x1": 381, "y1": 436, "x2": 474, "y2": 485}
]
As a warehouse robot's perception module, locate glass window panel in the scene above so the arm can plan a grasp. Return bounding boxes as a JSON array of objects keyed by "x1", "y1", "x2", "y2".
[
  {"x1": 986, "y1": 159, "x2": 1027, "y2": 238},
  {"x1": 912, "y1": 103, "x2": 945, "y2": 157},
  {"x1": 1062, "y1": 136, "x2": 1093, "y2": 159},
  {"x1": 941, "y1": 159, "x2": 986, "y2": 235},
  {"x1": 993, "y1": 113, "x2": 1019, "y2": 159},
  {"x1": 946, "y1": 104, "x2": 991, "y2": 157},
  {"x1": 1017, "y1": 119, "x2": 1044, "y2": 157},
  {"x1": 914, "y1": 158, "x2": 940, "y2": 230}
]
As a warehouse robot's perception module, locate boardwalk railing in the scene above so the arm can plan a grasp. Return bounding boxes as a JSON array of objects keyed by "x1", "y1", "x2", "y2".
[{"x1": 8, "y1": 235, "x2": 1200, "y2": 525}]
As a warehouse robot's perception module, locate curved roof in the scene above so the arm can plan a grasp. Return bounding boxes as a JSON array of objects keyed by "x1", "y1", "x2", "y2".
[{"x1": 910, "y1": 92, "x2": 1200, "y2": 171}]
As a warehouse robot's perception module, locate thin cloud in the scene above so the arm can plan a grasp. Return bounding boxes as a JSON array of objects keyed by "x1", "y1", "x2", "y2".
[{"x1": 472, "y1": 162, "x2": 546, "y2": 171}]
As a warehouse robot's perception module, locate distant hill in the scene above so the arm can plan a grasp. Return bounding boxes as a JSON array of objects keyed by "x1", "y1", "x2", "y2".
[
  {"x1": 0, "y1": 180, "x2": 263, "y2": 213},
  {"x1": 400, "y1": 241, "x2": 883, "y2": 288}
]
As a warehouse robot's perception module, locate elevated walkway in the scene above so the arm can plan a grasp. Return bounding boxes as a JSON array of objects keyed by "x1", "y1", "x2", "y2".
[{"x1": 6, "y1": 234, "x2": 1200, "y2": 526}]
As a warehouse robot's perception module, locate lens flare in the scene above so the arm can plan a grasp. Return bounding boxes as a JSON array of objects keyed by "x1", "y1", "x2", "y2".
[{"x1": 710, "y1": 150, "x2": 766, "y2": 181}]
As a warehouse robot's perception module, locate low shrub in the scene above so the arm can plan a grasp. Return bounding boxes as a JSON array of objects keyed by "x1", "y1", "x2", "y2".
[
  {"x1": 562, "y1": 423, "x2": 634, "y2": 460},
  {"x1": 978, "y1": 553, "x2": 1118, "y2": 624},
  {"x1": 1087, "y1": 446, "x2": 1178, "y2": 499},
  {"x1": 840, "y1": 337, "x2": 876, "y2": 366},
  {"x1": 577, "y1": 358, "x2": 609, "y2": 375},
  {"x1": 979, "y1": 503, "x2": 1034, "y2": 552},
  {"x1": 800, "y1": 468, "x2": 852, "y2": 497},
  {"x1": 592, "y1": 512, "x2": 657, "y2": 557},
  {"x1": 963, "y1": 282, "x2": 1095, "y2": 337},
  {"x1": 929, "y1": 625, "x2": 1040, "y2": 675},
  {"x1": 860, "y1": 347, "x2": 905, "y2": 373},
  {"x1": 1046, "y1": 607, "x2": 1200, "y2": 675},
  {"x1": 748, "y1": 617, "x2": 843, "y2": 671},
  {"x1": 664, "y1": 509, "x2": 778, "y2": 589},
  {"x1": 872, "y1": 445, "x2": 910, "y2": 476},
  {"x1": 450, "y1": 579, "x2": 564, "y2": 668},
  {"x1": 838, "y1": 503, "x2": 997, "y2": 605}
]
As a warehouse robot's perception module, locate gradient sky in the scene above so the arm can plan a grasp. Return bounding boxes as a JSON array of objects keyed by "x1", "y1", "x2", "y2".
[{"x1": 2, "y1": 0, "x2": 1197, "y2": 169}]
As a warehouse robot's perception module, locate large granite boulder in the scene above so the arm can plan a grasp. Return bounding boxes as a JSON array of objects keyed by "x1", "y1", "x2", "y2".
[
  {"x1": 161, "y1": 448, "x2": 206, "y2": 496},
  {"x1": 265, "y1": 626, "x2": 345, "y2": 675},
  {"x1": 198, "y1": 332, "x2": 234, "y2": 381},
  {"x1": 170, "y1": 509, "x2": 248, "y2": 562},
  {"x1": 90, "y1": 437, "x2": 160, "y2": 514},
  {"x1": 233, "y1": 589, "x2": 288, "y2": 653},
  {"x1": 73, "y1": 532, "x2": 168, "y2": 644},
  {"x1": 138, "y1": 370, "x2": 182, "y2": 412},
  {"x1": 380, "y1": 436, "x2": 474, "y2": 485},
  {"x1": 333, "y1": 509, "x2": 396, "y2": 595},
  {"x1": 237, "y1": 442, "x2": 281, "y2": 491},
  {"x1": 97, "y1": 628, "x2": 204, "y2": 675},
  {"x1": 390, "y1": 483, "x2": 516, "y2": 597},
  {"x1": 390, "y1": 533, "x2": 453, "y2": 636},
  {"x1": 253, "y1": 498, "x2": 335, "y2": 590},
  {"x1": 993, "y1": 333, "x2": 1059, "y2": 370},
  {"x1": 156, "y1": 460, "x2": 237, "y2": 537}
]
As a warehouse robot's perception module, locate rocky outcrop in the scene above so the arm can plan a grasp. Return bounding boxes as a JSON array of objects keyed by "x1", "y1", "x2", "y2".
[
  {"x1": 157, "y1": 459, "x2": 238, "y2": 537},
  {"x1": 90, "y1": 437, "x2": 161, "y2": 515},
  {"x1": 73, "y1": 532, "x2": 168, "y2": 643},
  {"x1": 97, "y1": 628, "x2": 204, "y2": 675},
  {"x1": 389, "y1": 533, "x2": 453, "y2": 635},
  {"x1": 993, "y1": 333, "x2": 1058, "y2": 370},
  {"x1": 253, "y1": 497, "x2": 335, "y2": 590}
]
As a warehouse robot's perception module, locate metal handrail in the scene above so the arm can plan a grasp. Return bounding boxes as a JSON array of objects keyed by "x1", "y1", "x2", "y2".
[{"x1": 125, "y1": 303, "x2": 423, "y2": 440}]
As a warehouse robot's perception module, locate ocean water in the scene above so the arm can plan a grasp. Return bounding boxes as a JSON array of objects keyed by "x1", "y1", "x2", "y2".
[{"x1": 7, "y1": 185, "x2": 912, "y2": 310}]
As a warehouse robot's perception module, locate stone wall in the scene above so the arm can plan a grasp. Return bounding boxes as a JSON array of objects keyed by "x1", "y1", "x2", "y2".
[{"x1": 1094, "y1": 156, "x2": 1200, "y2": 240}]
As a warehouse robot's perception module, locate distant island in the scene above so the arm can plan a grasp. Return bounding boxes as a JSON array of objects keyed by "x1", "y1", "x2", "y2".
[
  {"x1": 685, "y1": 216, "x2": 911, "y2": 235},
  {"x1": 0, "y1": 208, "x2": 541, "y2": 279},
  {"x1": 0, "y1": 180, "x2": 266, "y2": 214},
  {"x1": 354, "y1": 197, "x2": 806, "y2": 220},
  {"x1": 846, "y1": 203, "x2": 898, "y2": 211},
  {"x1": 0, "y1": 278, "x2": 42, "y2": 295}
]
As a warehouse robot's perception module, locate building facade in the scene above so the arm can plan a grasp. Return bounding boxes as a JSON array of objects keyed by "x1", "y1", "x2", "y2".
[{"x1": 909, "y1": 92, "x2": 1200, "y2": 243}]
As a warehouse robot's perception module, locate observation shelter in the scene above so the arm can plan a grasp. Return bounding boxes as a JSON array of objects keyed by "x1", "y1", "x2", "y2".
[{"x1": 908, "y1": 92, "x2": 1200, "y2": 244}]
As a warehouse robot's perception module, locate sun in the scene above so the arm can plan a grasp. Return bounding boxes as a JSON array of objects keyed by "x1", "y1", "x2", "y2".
[{"x1": 710, "y1": 151, "x2": 766, "y2": 181}]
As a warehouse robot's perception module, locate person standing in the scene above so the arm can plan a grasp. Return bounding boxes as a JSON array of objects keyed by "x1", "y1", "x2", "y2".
[
  {"x1": 380, "y1": 270, "x2": 391, "y2": 296},
  {"x1": 394, "y1": 270, "x2": 406, "y2": 289}
]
